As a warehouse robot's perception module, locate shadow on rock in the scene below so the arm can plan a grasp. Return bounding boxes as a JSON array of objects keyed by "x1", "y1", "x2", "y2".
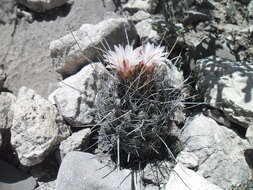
[{"x1": 18, "y1": 2, "x2": 73, "y2": 22}]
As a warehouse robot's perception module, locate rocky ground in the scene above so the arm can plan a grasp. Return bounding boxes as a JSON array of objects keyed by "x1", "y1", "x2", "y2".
[{"x1": 0, "y1": 0, "x2": 253, "y2": 190}]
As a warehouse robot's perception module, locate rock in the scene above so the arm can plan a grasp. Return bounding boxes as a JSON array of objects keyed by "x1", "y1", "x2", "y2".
[
  {"x1": 0, "y1": 0, "x2": 115, "y2": 98},
  {"x1": 184, "y1": 31, "x2": 237, "y2": 63},
  {"x1": 248, "y1": 0, "x2": 253, "y2": 17},
  {"x1": 216, "y1": 24, "x2": 253, "y2": 33},
  {"x1": 0, "y1": 92, "x2": 15, "y2": 129},
  {"x1": 50, "y1": 18, "x2": 138, "y2": 77},
  {"x1": 56, "y1": 151, "x2": 142, "y2": 190},
  {"x1": 123, "y1": 0, "x2": 159, "y2": 14},
  {"x1": 0, "y1": 0, "x2": 15, "y2": 25},
  {"x1": 129, "y1": 10, "x2": 151, "y2": 22},
  {"x1": 0, "y1": 66, "x2": 7, "y2": 91},
  {"x1": 143, "y1": 162, "x2": 173, "y2": 186},
  {"x1": 176, "y1": 151, "x2": 199, "y2": 169},
  {"x1": 48, "y1": 62, "x2": 107, "y2": 127},
  {"x1": 180, "y1": 114, "x2": 250, "y2": 189},
  {"x1": 203, "y1": 108, "x2": 232, "y2": 128},
  {"x1": 0, "y1": 160, "x2": 37, "y2": 190},
  {"x1": 11, "y1": 87, "x2": 70, "y2": 166},
  {"x1": 195, "y1": 56, "x2": 253, "y2": 128},
  {"x1": 183, "y1": 10, "x2": 210, "y2": 25},
  {"x1": 183, "y1": 30, "x2": 207, "y2": 49},
  {"x1": 17, "y1": 0, "x2": 72, "y2": 12},
  {"x1": 59, "y1": 128, "x2": 91, "y2": 159},
  {"x1": 135, "y1": 18, "x2": 160, "y2": 43},
  {"x1": 35, "y1": 180, "x2": 56, "y2": 190},
  {"x1": 231, "y1": 179, "x2": 253, "y2": 190},
  {"x1": 0, "y1": 92, "x2": 15, "y2": 151},
  {"x1": 246, "y1": 126, "x2": 253, "y2": 145},
  {"x1": 165, "y1": 163, "x2": 222, "y2": 190}
]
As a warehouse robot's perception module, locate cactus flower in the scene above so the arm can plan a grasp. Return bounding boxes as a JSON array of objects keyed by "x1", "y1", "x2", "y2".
[{"x1": 104, "y1": 43, "x2": 168, "y2": 78}]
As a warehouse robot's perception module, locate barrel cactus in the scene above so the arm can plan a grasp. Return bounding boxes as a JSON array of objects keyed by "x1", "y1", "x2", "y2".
[{"x1": 95, "y1": 43, "x2": 186, "y2": 170}]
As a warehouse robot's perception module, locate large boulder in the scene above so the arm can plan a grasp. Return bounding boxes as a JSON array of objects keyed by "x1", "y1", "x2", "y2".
[
  {"x1": 48, "y1": 62, "x2": 106, "y2": 127},
  {"x1": 56, "y1": 151, "x2": 141, "y2": 190},
  {"x1": 180, "y1": 114, "x2": 250, "y2": 189},
  {"x1": 195, "y1": 56, "x2": 253, "y2": 129},
  {"x1": 11, "y1": 87, "x2": 70, "y2": 166},
  {"x1": 16, "y1": 0, "x2": 71, "y2": 12},
  {"x1": 50, "y1": 18, "x2": 138, "y2": 76},
  {"x1": 166, "y1": 163, "x2": 222, "y2": 190},
  {"x1": 59, "y1": 128, "x2": 91, "y2": 159}
]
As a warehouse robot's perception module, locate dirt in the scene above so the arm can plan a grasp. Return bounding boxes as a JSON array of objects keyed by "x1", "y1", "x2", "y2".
[{"x1": 0, "y1": 0, "x2": 115, "y2": 97}]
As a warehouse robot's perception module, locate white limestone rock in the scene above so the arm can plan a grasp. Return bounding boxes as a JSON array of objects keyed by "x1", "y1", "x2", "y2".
[
  {"x1": 180, "y1": 114, "x2": 251, "y2": 189},
  {"x1": 48, "y1": 62, "x2": 107, "y2": 127},
  {"x1": 11, "y1": 87, "x2": 70, "y2": 166},
  {"x1": 59, "y1": 128, "x2": 91, "y2": 159},
  {"x1": 50, "y1": 18, "x2": 138, "y2": 76},
  {"x1": 166, "y1": 163, "x2": 222, "y2": 190},
  {"x1": 123, "y1": 0, "x2": 159, "y2": 14},
  {"x1": 195, "y1": 56, "x2": 253, "y2": 128}
]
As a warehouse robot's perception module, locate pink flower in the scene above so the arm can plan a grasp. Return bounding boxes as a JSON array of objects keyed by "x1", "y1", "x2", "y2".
[{"x1": 104, "y1": 43, "x2": 168, "y2": 78}]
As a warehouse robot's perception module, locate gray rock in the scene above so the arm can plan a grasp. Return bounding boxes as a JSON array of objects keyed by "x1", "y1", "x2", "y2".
[
  {"x1": 56, "y1": 151, "x2": 141, "y2": 190},
  {"x1": 215, "y1": 24, "x2": 253, "y2": 33},
  {"x1": 123, "y1": 0, "x2": 159, "y2": 14},
  {"x1": 11, "y1": 87, "x2": 70, "y2": 166},
  {"x1": 183, "y1": 30, "x2": 207, "y2": 49},
  {"x1": 0, "y1": 66, "x2": 7, "y2": 90},
  {"x1": 183, "y1": 10, "x2": 210, "y2": 25},
  {"x1": 59, "y1": 128, "x2": 91, "y2": 159},
  {"x1": 180, "y1": 114, "x2": 250, "y2": 189},
  {"x1": 246, "y1": 126, "x2": 253, "y2": 146},
  {"x1": 248, "y1": 0, "x2": 253, "y2": 17},
  {"x1": 35, "y1": 180, "x2": 56, "y2": 190},
  {"x1": 50, "y1": 18, "x2": 138, "y2": 76},
  {"x1": 48, "y1": 63, "x2": 107, "y2": 127},
  {"x1": 129, "y1": 10, "x2": 151, "y2": 22},
  {"x1": 0, "y1": 160, "x2": 37, "y2": 190},
  {"x1": 195, "y1": 56, "x2": 253, "y2": 128},
  {"x1": 176, "y1": 151, "x2": 199, "y2": 169},
  {"x1": 0, "y1": 0, "x2": 115, "y2": 98},
  {"x1": 184, "y1": 31, "x2": 237, "y2": 62},
  {"x1": 0, "y1": 0, "x2": 15, "y2": 25},
  {"x1": 0, "y1": 92, "x2": 15, "y2": 130},
  {"x1": 17, "y1": 0, "x2": 71, "y2": 12},
  {"x1": 166, "y1": 163, "x2": 222, "y2": 190},
  {"x1": 135, "y1": 18, "x2": 160, "y2": 43},
  {"x1": 0, "y1": 92, "x2": 15, "y2": 149},
  {"x1": 143, "y1": 162, "x2": 173, "y2": 186}
]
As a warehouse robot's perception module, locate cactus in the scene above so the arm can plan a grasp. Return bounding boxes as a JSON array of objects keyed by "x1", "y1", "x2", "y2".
[{"x1": 95, "y1": 43, "x2": 185, "y2": 170}]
